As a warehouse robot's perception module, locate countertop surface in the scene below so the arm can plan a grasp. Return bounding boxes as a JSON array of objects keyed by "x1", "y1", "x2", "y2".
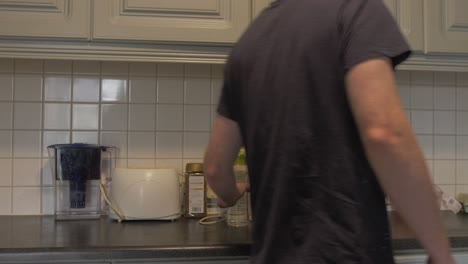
[{"x1": 1, "y1": 212, "x2": 468, "y2": 261}]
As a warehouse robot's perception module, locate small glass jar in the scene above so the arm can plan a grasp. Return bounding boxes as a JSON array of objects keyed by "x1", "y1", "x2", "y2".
[{"x1": 184, "y1": 163, "x2": 207, "y2": 218}]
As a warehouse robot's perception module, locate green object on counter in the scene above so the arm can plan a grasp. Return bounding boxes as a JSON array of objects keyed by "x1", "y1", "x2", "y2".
[{"x1": 235, "y1": 148, "x2": 246, "y2": 165}]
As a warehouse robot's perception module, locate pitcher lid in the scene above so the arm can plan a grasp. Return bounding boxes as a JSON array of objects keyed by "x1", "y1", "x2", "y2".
[{"x1": 47, "y1": 143, "x2": 112, "y2": 150}]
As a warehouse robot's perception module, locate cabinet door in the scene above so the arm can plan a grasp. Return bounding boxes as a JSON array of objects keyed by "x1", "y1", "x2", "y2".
[
  {"x1": 426, "y1": 0, "x2": 468, "y2": 54},
  {"x1": 0, "y1": 0, "x2": 90, "y2": 39},
  {"x1": 252, "y1": 0, "x2": 271, "y2": 19},
  {"x1": 383, "y1": 0, "x2": 424, "y2": 51},
  {"x1": 93, "y1": 0, "x2": 251, "y2": 44}
]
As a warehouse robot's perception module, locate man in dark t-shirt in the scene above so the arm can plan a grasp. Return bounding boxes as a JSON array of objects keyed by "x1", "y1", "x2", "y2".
[{"x1": 204, "y1": 0, "x2": 455, "y2": 263}]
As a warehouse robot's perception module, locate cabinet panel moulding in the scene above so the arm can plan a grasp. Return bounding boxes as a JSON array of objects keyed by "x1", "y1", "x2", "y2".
[
  {"x1": 0, "y1": 0, "x2": 65, "y2": 13},
  {"x1": 444, "y1": 0, "x2": 468, "y2": 32},
  {"x1": 118, "y1": 0, "x2": 225, "y2": 19},
  {"x1": 122, "y1": 0, "x2": 221, "y2": 17}
]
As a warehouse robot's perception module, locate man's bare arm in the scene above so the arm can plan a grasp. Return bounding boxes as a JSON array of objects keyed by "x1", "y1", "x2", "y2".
[
  {"x1": 345, "y1": 58, "x2": 454, "y2": 263},
  {"x1": 204, "y1": 114, "x2": 245, "y2": 207}
]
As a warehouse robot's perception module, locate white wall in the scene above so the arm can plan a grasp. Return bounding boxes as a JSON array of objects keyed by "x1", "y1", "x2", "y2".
[
  {"x1": 0, "y1": 58, "x2": 466, "y2": 215},
  {"x1": 0, "y1": 59, "x2": 223, "y2": 215}
]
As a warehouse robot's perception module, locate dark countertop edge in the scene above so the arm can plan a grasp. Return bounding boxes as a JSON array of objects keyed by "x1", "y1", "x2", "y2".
[
  {"x1": 1, "y1": 242, "x2": 468, "y2": 262},
  {"x1": 0, "y1": 245, "x2": 251, "y2": 262}
]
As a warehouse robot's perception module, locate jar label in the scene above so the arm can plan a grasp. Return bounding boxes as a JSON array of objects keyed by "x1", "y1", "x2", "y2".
[{"x1": 188, "y1": 176, "x2": 205, "y2": 214}]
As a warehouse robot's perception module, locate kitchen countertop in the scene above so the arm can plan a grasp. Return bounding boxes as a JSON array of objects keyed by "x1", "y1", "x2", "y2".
[{"x1": 0, "y1": 211, "x2": 468, "y2": 262}]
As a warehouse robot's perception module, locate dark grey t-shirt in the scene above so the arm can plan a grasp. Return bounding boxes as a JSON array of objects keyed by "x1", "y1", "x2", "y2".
[{"x1": 218, "y1": 0, "x2": 410, "y2": 263}]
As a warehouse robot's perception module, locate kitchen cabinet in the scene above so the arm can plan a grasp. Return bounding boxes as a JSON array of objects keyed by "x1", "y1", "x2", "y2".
[
  {"x1": 93, "y1": 0, "x2": 251, "y2": 44},
  {"x1": 252, "y1": 0, "x2": 271, "y2": 19},
  {"x1": 425, "y1": 0, "x2": 468, "y2": 54},
  {"x1": 383, "y1": 0, "x2": 424, "y2": 52},
  {"x1": 0, "y1": 0, "x2": 90, "y2": 39}
]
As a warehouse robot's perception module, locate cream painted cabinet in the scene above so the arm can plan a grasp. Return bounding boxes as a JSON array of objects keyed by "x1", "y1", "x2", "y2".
[
  {"x1": 93, "y1": 0, "x2": 251, "y2": 44},
  {"x1": 0, "y1": 0, "x2": 90, "y2": 39},
  {"x1": 383, "y1": 0, "x2": 424, "y2": 51},
  {"x1": 252, "y1": 0, "x2": 271, "y2": 19},
  {"x1": 426, "y1": 0, "x2": 468, "y2": 54}
]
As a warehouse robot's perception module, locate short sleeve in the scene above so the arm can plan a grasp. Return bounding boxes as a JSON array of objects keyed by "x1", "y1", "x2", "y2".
[
  {"x1": 340, "y1": 0, "x2": 411, "y2": 72},
  {"x1": 216, "y1": 62, "x2": 238, "y2": 122}
]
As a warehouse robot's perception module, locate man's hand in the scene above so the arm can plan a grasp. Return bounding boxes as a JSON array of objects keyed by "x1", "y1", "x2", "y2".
[{"x1": 217, "y1": 182, "x2": 250, "y2": 208}]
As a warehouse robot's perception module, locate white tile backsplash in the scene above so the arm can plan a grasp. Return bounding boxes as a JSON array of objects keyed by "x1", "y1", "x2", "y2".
[
  {"x1": 102, "y1": 77, "x2": 128, "y2": 102},
  {"x1": 434, "y1": 135, "x2": 456, "y2": 159},
  {"x1": 44, "y1": 103, "x2": 70, "y2": 130},
  {"x1": 211, "y1": 64, "x2": 225, "y2": 78},
  {"x1": 42, "y1": 131, "x2": 70, "y2": 156},
  {"x1": 411, "y1": 71, "x2": 433, "y2": 85},
  {"x1": 184, "y1": 78, "x2": 211, "y2": 104},
  {"x1": 434, "y1": 86, "x2": 456, "y2": 110},
  {"x1": 45, "y1": 60, "x2": 72, "y2": 74},
  {"x1": 41, "y1": 187, "x2": 54, "y2": 215},
  {"x1": 127, "y1": 158, "x2": 156, "y2": 168},
  {"x1": 101, "y1": 104, "x2": 128, "y2": 131},
  {"x1": 156, "y1": 132, "x2": 183, "y2": 158},
  {"x1": 157, "y1": 78, "x2": 184, "y2": 104},
  {"x1": 0, "y1": 102, "x2": 13, "y2": 129},
  {"x1": 411, "y1": 85, "x2": 433, "y2": 109},
  {"x1": 12, "y1": 159, "x2": 41, "y2": 186},
  {"x1": 72, "y1": 131, "x2": 98, "y2": 144},
  {"x1": 457, "y1": 72, "x2": 468, "y2": 86},
  {"x1": 416, "y1": 135, "x2": 433, "y2": 159},
  {"x1": 434, "y1": 111, "x2": 456, "y2": 135},
  {"x1": 12, "y1": 187, "x2": 41, "y2": 215},
  {"x1": 101, "y1": 61, "x2": 129, "y2": 76},
  {"x1": 185, "y1": 64, "x2": 211, "y2": 78},
  {"x1": 458, "y1": 136, "x2": 468, "y2": 159},
  {"x1": 41, "y1": 159, "x2": 53, "y2": 186},
  {"x1": 13, "y1": 131, "x2": 41, "y2": 158},
  {"x1": 73, "y1": 76, "x2": 100, "y2": 102},
  {"x1": 101, "y1": 132, "x2": 127, "y2": 158},
  {"x1": 14, "y1": 74, "x2": 42, "y2": 101},
  {"x1": 411, "y1": 110, "x2": 433, "y2": 134},
  {"x1": 457, "y1": 112, "x2": 468, "y2": 135},
  {"x1": 183, "y1": 132, "x2": 210, "y2": 158},
  {"x1": 14, "y1": 102, "x2": 42, "y2": 129},
  {"x1": 73, "y1": 61, "x2": 100, "y2": 75},
  {"x1": 457, "y1": 160, "x2": 468, "y2": 184},
  {"x1": 157, "y1": 63, "x2": 183, "y2": 77},
  {"x1": 184, "y1": 105, "x2": 211, "y2": 131},
  {"x1": 129, "y1": 62, "x2": 157, "y2": 77},
  {"x1": 129, "y1": 77, "x2": 156, "y2": 103},
  {"x1": 434, "y1": 160, "x2": 456, "y2": 184},
  {"x1": 211, "y1": 78, "x2": 223, "y2": 105},
  {"x1": 14, "y1": 59, "x2": 43, "y2": 73},
  {"x1": 128, "y1": 132, "x2": 155, "y2": 158},
  {"x1": 0, "y1": 159, "x2": 12, "y2": 186},
  {"x1": 129, "y1": 104, "x2": 156, "y2": 131},
  {"x1": 457, "y1": 88, "x2": 468, "y2": 110},
  {"x1": 397, "y1": 84, "x2": 411, "y2": 109},
  {"x1": 157, "y1": 104, "x2": 183, "y2": 131},
  {"x1": 434, "y1": 72, "x2": 457, "y2": 86},
  {"x1": 0, "y1": 74, "x2": 13, "y2": 100},
  {"x1": 0, "y1": 59, "x2": 14, "y2": 73},
  {"x1": 0, "y1": 131, "x2": 12, "y2": 158},
  {"x1": 0, "y1": 187, "x2": 12, "y2": 215},
  {"x1": 1, "y1": 59, "x2": 468, "y2": 215},
  {"x1": 72, "y1": 104, "x2": 99, "y2": 130}
]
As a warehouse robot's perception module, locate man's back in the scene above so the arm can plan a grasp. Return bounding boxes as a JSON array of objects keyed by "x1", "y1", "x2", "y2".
[{"x1": 217, "y1": 0, "x2": 410, "y2": 263}]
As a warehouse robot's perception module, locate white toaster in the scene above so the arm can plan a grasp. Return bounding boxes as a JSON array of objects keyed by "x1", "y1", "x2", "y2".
[{"x1": 108, "y1": 168, "x2": 181, "y2": 221}]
